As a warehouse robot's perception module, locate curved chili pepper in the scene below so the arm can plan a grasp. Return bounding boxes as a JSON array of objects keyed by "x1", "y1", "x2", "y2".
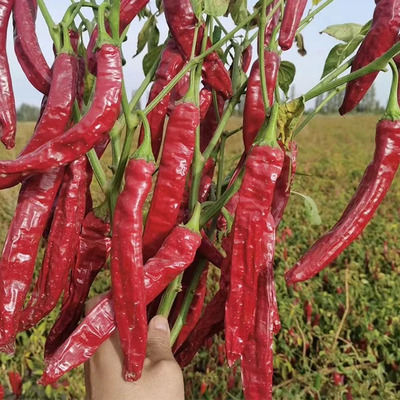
[
  {"x1": 138, "y1": 40, "x2": 185, "y2": 159},
  {"x1": 19, "y1": 157, "x2": 89, "y2": 331},
  {"x1": 13, "y1": 0, "x2": 52, "y2": 95},
  {"x1": 286, "y1": 119, "x2": 400, "y2": 284},
  {"x1": 45, "y1": 211, "x2": 111, "y2": 360},
  {"x1": 242, "y1": 51, "x2": 280, "y2": 152},
  {"x1": 111, "y1": 155, "x2": 155, "y2": 381},
  {"x1": 198, "y1": 157, "x2": 215, "y2": 201},
  {"x1": 198, "y1": 231, "x2": 224, "y2": 269},
  {"x1": 264, "y1": 0, "x2": 281, "y2": 48},
  {"x1": 142, "y1": 100, "x2": 199, "y2": 262},
  {"x1": 201, "y1": 92, "x2": 225, "y2": 152},
  {"x1": 271, "y1": 141, "x2": 298, "y2": 227},
  {"x1": 339, "y1": 0, "x2": 400, "y2": 115},
  {"x1": 199, "y1": 87, "x2": 213, "y2": 120},
  {"x1": 40, "y1": 219, "x2": 202, "y2": 385},
  {"x1": 242, "y1": 45, "x2": 253, "y2": 74},
  {"x1": 225, "y1": 145, "x2": 284, "y2": 365},
  {"x1": 87, "y1": 0, "x2": 150, "y2": 74},
  {"x1": 279, "y1": 0, "x2": 308, "y2": 51},
  {"x1": 0, "y1": 44, "x2": 122, "y2": 176},
  {"x1": 0, "y1": 0, "x2": 17, "y2": 149},
  {"x1": 163, "y1": 0, "x2": 232, "y2": 99},
  {"x1": 8, "y1": 372, "x2": 22, "y2": 399}
]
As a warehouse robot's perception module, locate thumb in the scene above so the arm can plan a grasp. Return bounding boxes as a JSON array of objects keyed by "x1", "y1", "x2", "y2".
[{"x1": 146, "y1": 315, "x2": 175, "y2": 363}]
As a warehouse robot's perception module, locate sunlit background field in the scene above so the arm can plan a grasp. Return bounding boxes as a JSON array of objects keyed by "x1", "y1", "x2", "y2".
[{"x1": 1, "y1": 115, "x2": 400, "y2": 399}]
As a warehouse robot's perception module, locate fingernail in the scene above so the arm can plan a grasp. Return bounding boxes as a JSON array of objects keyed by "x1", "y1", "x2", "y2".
[{"x1": 152, "y1": 316, "x2": 170, "y2": 333}]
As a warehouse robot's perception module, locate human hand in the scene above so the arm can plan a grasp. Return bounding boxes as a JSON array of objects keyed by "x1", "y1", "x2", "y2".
[{"x1": 84, "y1": 295, "x2": 184, "y2": 400}]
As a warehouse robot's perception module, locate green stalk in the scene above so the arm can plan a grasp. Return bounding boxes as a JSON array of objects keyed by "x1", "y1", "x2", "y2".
[
  {"x1": 97, "y1": 2, "x2": 114, "y2": 46},
  {"x1": 37, "y1": 0, "x2": 62, "y2": 52},
  {"x1": 304, "y1": 41, "x2": 400, "y2": 102},
  {"x1": 381, "y1": 60, "x2": 400, "y2": 121},
  {"x1": 170, "y1": 258, "x2": 208, "y2": 345},
  {"x1": 298, "y1": 0, "x2": 335, "y2": 33},
  {"x1": 225, "y1": 125, "x2": 243, "y2": 138},
  {"x1": 217, "y1": 135, "x2": 226, "y2": 199},
  {"x1": 109, "y1": 0, "x2": 121, "y2": 41},
  {"x1": 157, "y1": 275, "x2": 183, "y2": 318},
  {"x1": 254, "y1": 102, "x2": 279, "y2": 147},
  {"x1": 294, "y1": 85, "x2": 345, "y2": 137},
  {"x1": 134, "y1": 110, "x2": 155, "y2": 162}
]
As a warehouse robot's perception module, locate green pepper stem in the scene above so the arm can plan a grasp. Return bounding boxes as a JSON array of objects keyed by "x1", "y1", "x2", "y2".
[
  {"x1": 255, "y1": 101, "x2": 279, "y2": 147},
  {"x1": 60, "y1": 23, "x2": 74, "y2": 54},
  {"x1": 157, "y1": 275, "x2": 183, "y2": 318},
  {"x1": 304, "y1": 41, "x2": 400, "y2": 102},
  {"x1": 170, "y1": 258, "x2": 208, "y2": 345},
  {"x1": 132, "y1": 111, "x2": 155, "y2": 162},
  {"x1": 381, "y1": 60, "x2": 400, "y2": 121},
  {"x1": 217, "y1": 135, "x2": 227, "y2": 199},
  {"x1": 97, "y1": 2, "x2": 114, "y2": 46},
  {"x1": 109, "y1": 0, "x2": 120, "y2": 42},
  {"x1": 185, "y1": 203, "x2": 202, "y2": 233},
  {"x1": 37, "y1": 0, "x2": 62, "y2": 53}
]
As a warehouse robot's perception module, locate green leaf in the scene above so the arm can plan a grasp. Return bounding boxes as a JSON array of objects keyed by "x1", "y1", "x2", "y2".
[
  {"x1": 229, "y1": 0, "x2": 249, "y2": 25},
  {"x1": 191, "y1": 0, "x2": 204, "y2": 17},
  {"x1": 134, "y1": 16, "x2": 154, "y2": 58},
  {"x1": 148, "y1": 21, "x2": 160, "y2": 52},
  {"x1": 277, "y1": 97, "x2": 305, "y2": 142},
  {"x1": 213, "y1": 25, "x2": 222, "y2": 44},
  {"x1": 45, "y1": 384, "x2": 52, "y2": 398},
  {"x1": 278, "y1": 61, "x2": 296, "y2": 97},
  {"x1": 143, "y1": 45, "x2": 163, "y2": 77},
  {"x1": 312, "y1": 0, "x2": 323, "y2": 4},
  {"x1": 321, "y1": 35, "x2": 363, "y2": 78},
  {"x1": 320, "y1": 23, "x2": 363, "y2": 43},
  {"x1": 293, "y1": 192, "x2": 322, "y2": 225},
  {"x1": 205, "y1": 0, "x2": 229, "y2": 16}
]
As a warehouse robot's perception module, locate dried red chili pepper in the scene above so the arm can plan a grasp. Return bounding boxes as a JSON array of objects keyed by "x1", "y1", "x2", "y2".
[
  {"x1": 0, "y1": 44, "x2": 122, "y2": 176},
  {"x1": 138, "y1": 40, "x2": 185, "y2": 159},
  {"x1": 339, "y1": 0, "x2": 400, "y2": 115},
  {"x1": 0, "y1": 0, "x2": 17, "y2": 149},
  {"x1": 242, "y1": 45, "x2": 253, "y2": 74},
  {"x1": 142, "y1": 99, "x2": 199, "y2": 262},
  {"x1": 163, "y1": 0, "x2": 232, "y2": 99},
  {"x1": 198, "y1": 231, "x2": 224, "y2": 269},
  {"x1": 225, "y1": 105, "x2": 284, "y2": 365},
  {"x1": 242, "y1": 50, "x2": 280, "y2": 152},
  {"x1": 111, "y1": 140, "x2": 155, "y2": 381},
  {"x1": 199, "y1": 87, "x2": 213, "y2": 120},
  {"x1": 8, "y1": 372, "x2": 22, "y2": 399},
  {"x1": 40, "y1": 212, "x2": 202, "y2": 385},
  {"x1": 271, "y1": 141, "x2": 298, "y2": 227},
  {"x1": 0, "y1": 383, "x2": 3, "y2": 400},
  {"x1": 13, "y1": 0, "x2": 52, "y2": 95},
  {"x1": 201, "y1": 92, "x2": 225, "y2": 152},
  {"x1": 264, "y1": 0, "x2": 281, "y2": 47},
  {"x1": 87, "y1": 0, "x2": 150, "y2": 74},
  {"x1": 287, "y1": 76, "x2": 400, "y2": 284},
  {"x1": 19, "y1": 157, "x2": 90, "y2": 331},
  {"x1": 279, "y1": 0, "x2": 308, "y2": 51},
  {"x1": 45, "y1": 211, "x2": 111, "y2": 360}
]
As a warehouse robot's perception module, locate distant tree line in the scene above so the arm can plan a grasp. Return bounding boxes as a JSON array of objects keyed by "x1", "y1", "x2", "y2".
[{"x1": 16, "y1": 103, "x2": 40, "y2": 122}]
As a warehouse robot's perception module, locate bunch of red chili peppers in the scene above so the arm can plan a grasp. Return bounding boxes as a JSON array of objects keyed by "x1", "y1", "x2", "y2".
[{"x1": 0, "y1": 0, "x2": 400, "y2": 398}]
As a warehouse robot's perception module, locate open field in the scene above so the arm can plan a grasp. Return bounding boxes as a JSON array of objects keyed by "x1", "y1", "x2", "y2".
[{"x1": 1, "y1": 115, "x2": 400, "y2": 399}]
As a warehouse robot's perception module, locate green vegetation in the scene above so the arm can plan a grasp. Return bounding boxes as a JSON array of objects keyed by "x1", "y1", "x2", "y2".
[{"x1": 1, "y1": 115, "x2": 400, "y2": 399}]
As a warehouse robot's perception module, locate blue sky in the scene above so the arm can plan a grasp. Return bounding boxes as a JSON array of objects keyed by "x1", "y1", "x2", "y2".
[{"x1": 8, "y1": 0, "x2": 388, "y2": 109}]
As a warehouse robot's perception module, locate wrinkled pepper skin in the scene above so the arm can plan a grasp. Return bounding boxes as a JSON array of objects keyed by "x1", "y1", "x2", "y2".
[
  {"x1": 286, "y1": 119, "x2": 400, "y2": 284},
  {"x1": 339, "y1": 0, "x2": 400, "y2": 115},
  {"x1": 142, "y1": 101, "x2": 199, "y2": 262},
  {"x1": 264, "y1": 0, "x2": 281, "y2": 47},
  {"x1": 87, "y1": 0, "x2": 150, "y2": 74},
  {"x1": 45, "y1": 212, "x2": 111, "y2": 360},
  {"x1": 13, "y1": 0, "x2": 52, "y2": 95},
  {"x1": 0, "y1": 44, "x2": 122, "y2": 176},
  {"x1": 0, "y1": 0, "x2": 16, "y2": 149},
  {"x1": 271, "y1": 141, "x2": 298, "y2": 227},
  {"x1": 163, "y1": 0, "x2": 232, "y2": 99},
  {"x1": 279, "y1": 0, "x2": 308, "y2": 51},
  {"x1": 138, "y1": 40, "x2": 185, "y2": 159},
  {"x1": 39, "y1": 225, "x2": 201, "y2": 385},
  {"x1": 242, "y1": 51, "x2": 280, "y2": 152},
  {"x1": 0, "y1": 52, "x2": 78, "y2": 190},
  {"x1": 225, "y1": 145, "x2": 284, "y2": 365},
  {"x1": 111, "y1": 158, "x2": 155, "y2": 381},
  {"x1": 242, "y1": 45, "x2": 253, "y2": 74},
  {"x1": 19, "y1": 157, "x2": 89, "y2": 331}
]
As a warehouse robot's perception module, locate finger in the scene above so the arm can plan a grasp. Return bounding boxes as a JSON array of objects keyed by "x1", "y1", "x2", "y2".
[
  {"x1": 85, "y1": 292, "x2": 110, "y2": 316},
  {"x1": 145, "y1": 315, "x2": 175, "y2": 363}
]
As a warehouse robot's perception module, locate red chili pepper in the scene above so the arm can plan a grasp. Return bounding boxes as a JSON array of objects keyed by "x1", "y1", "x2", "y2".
[
  {"x1": 242, "y1": 51, "x2": 280, "y2": 153},
  {"x1": 200, "y1": 381, "x2": 208, "y2": 396},
  {"x1": 201, "y1": 93, "x2": 225, "y2": 152},
  {"x1": 199, "y1": 87, "x2": 213, "y2": 120},
  {"x1": 264, "y1": 0, "x2": 281, "y2": 47},
  {"x1": 138, "y1": 40, "x2": 185, "y2": 159},
  {"x1": 279, "y1": 0, "x2": 308, "y2": 51},
  {"x1": 8, "y1": 372, "x2": 22, "y2": 399},
  {"x1": 13, "y1": 0, "x2": 52, "y2": 95},
  {"x1": 304, "y1": 301, "x2": 312, "y2": 324},
  {"x1": 198, "y1": 231, "x2": 224, "y2": 269},
  {"x1": 339, "y1": 0, "x2": 400, "y2": 115},
  {"x1": 225, "y1": 138, "x2": 284, "y2": 364},
  {"x1": 0, "y1": 44, "x2": 122, "y2": 176},
  {"x1": 287, "y1": 118, "x2": 400, "y2": 284},
  {"x1": 44, "y1": 211, "x2": 111, "y2": 360},
  {"x1": 142, "y1": 100, "x2": 199, "y2": 262},
  {"x1": 111, "y1": 151, "x2": 155, "y2": 381},
  {"x1": 198, "y1": 158, "x2": 215, "y2": 202},
  {"x1": 40, "y1": 216, "x2": 201, "y2": 385},
  {"x1": 271, "y1": 141, "x2": 298, "y2": 227},
  {"x1": 87, "y1": 0, "x2": 150, "y2": 74},
  {"x1": 19, "y1": 157, "x2": 90, "y2": 331},
  {"x1": 163, "y1": 0, "x2": 233, "y2": 99},
  {"x1": 0, "y1": 383, "x2": 3, "y2": 400},
  {"x1": 242, "y1": 45, "x2": 253, "y2": 74},
  {"x1": 0, "y1": 0, "x2": 16, "y2": 149}
]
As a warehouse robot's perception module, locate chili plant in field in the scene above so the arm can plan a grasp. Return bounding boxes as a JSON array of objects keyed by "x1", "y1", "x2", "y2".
[{"x1": 0, "y1": 0, "x2": 400, "y2": 399}]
